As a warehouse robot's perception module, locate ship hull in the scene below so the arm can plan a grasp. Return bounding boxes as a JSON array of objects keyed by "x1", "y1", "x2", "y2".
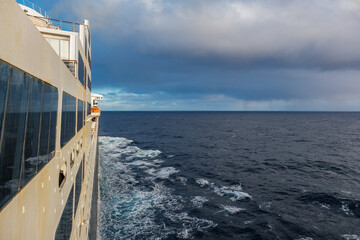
[{"x1": 0, "y1": 1, "x2": 98, "y2": 239}]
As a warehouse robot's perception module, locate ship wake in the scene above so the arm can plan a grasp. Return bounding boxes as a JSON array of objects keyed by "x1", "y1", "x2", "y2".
[{"x1": 97, "y1": 136, "x2": 216, "y2": 240}]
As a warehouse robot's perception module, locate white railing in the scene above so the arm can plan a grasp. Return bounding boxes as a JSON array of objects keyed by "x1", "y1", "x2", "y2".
[
  {"x1": 29, "y1": 15, "x2": 81, "y2": 32},
  {"x1": 16, "y1": 0, "x2": 49, "y2": 18}
]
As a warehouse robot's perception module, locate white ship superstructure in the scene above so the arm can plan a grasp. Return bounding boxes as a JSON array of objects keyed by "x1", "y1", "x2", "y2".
[{"x1": 0, "y1": 0, "x2": 101, "y2": 239}]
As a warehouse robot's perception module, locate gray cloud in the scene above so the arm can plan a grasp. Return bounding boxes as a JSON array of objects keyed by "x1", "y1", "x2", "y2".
[
  {"x1": 58, "y1": 0, "x2": 360, "y2": 69},
  {"x1": 53, "y1": 0, "x2": 360, "y2": 110}
]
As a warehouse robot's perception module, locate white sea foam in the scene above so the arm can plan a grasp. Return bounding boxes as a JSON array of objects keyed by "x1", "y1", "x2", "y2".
[
  {"x1": 177, "y1": 228, "x2": 192, "y2": 239},
  {"x1": 196, "y1": 179, "x2": 251, "y2": 201},
  {"x1": 99, "y1": 136, "x2": 161, "y2": 162},
  {"x1": 244, "y1": 220, "x2": 255, "y2": 225},
  {"x1": 212, "y1": 184, "x2": 252, "y2": 201},
  {"x1": 98, "y1": 136, "x2": 216, "y2": 239},
  {"x1": 196, "y1": 178, "x2": 209, "y2": 187},
  {"x1": 342, "y1": 235, "x2": 360, "y2": 240},
  {"x1": 191, "y1": 196, "x2": 209, "y2": 208},
  {"x1": 125, "y1": 146, "x2": 162, "y2": 161},
  {"x1": 113, "y1": 161, "x2": 127, "y2": 171},
  {"x1": 99, "y1": 136, "x2": 133, "y2": 150},
  {"x1": 341, "y1": 190, "x2": 352, "y2": 195},
  {"x1": 341, "y1": 202, "x2": 353, "y2": 216},
  {"x1": 319, "y1": 203, "x2": 330, "y2": 209},
  {"x1": 155, "y1": 167, "x2": 179, "y2": 179},
  {"x1": 259, "y1": 201, "x2": 272, "y2": 209},
  {"x1": 153, "y1": 159, "x2": 165, "y2": 164},
  {"x1": 145, "y1": 168, "x2": 157, "y2": 175},
  {"x1": 221, "y1": 205, "x2": 246, "y2": 214},
  {"x1": 129, "y1": 160, "x2": 155, "y2": 166},
  {"x1": 100, "y1": 183, "x2": 183, "y2": 239},
  {"x1": 145, "y1": 167, "x2": 179, "y2": 179},
  {"x1": 164, "y1": 212, "x2": 217, "y2": 236},
  {"x1": 296, "y1": 238, "x2": 313, "y2": 240},
  {"x1": 178, "y1": 176, "x2": 188, "y2": 185}
]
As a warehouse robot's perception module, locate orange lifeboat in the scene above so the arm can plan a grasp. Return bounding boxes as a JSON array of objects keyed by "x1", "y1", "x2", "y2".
[
  {"x1": 91, "y1": 106, "x2": 101, "y2": 117},
  {"x1": 91, "y1": 107, "x2": 101, "y2": 113}
]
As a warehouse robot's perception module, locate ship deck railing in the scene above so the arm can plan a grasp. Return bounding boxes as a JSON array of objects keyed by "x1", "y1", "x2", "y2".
[
  {"x1": 16, "y1": 0, "x2": 49, "y2": 18},
  {"x1": 27, "y1": 15, "x2": 82, "y2": 33},
  {"x1": 17, "y1": 0, "x2": 84, "y2": 32}
]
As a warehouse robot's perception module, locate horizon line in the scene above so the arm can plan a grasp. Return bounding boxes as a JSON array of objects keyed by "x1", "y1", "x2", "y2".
[{"x1": 100, "y1": 110, "x2": 360, "y2": 113}]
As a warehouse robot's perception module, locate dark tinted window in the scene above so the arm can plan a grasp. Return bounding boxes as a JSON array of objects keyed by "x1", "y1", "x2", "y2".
[
  {"x1": 85, "y1": 37, "x2": 88, "y2": 56},
  {"x1": 88, "y1": 51, "x2": 91, "y2": 69},
  {"x1": 88, "y1": 31, "x2": 91, "y2": 69},
  {"x1": 0, "y1": 60, "x2": 59, "y2": 209},
  {"x1": 77, "y1": 100, "x2": 84, "y2": 132},
  {"x1": 55, "y1": 187, "x2": 73, "y2": 240},
  {"x1": 22, "y1": 76, "x2": 43, "y2": 187},
  {"x1": 87, "y1": 77, "x2": 91, "y2": 91},
  {"x1": 0, "y1": 68, "x2": 29, "y2": 208},
  {"x1": 38, "y1": 83, "x2": 51, "y2": 171},
  {"x1": 84, "y1": 67, "x2": 87, "y2": 89},
  {"x1": 61, "y1": 92, "x2": 76, "y2": 147},
  {"x1": 74, "y1": 157, "x2": 83, "y2": 213},
  {"x1": 87, "y1": 102, "x2": 91, "y2": 116},
  {"x1": 0, "y1": 61, "x2": 10, "y2": 136},
  {"x1": 78, "y1": 52, "x2": 85, "y2": 87},
  {"x1": 49, "y1": 86, "x2": 58, "y2": 158}
]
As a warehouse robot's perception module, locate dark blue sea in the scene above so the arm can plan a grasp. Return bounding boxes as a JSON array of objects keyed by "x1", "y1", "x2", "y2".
[{"x1": 97, "y1": 112, "x2": 360, "y2": 240}]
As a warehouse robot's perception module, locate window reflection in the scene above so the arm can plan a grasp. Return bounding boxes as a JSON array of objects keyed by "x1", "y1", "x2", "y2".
[
  {"x1": 78, "y1": 52, "x2": 85, "y2": 87},
  {"x1": 77, "y1": 100, "x2": 84, "y2": 132},
  {"x1": 0, "y1": 61, "x2": 10, "y2": 136},
  {"x1": 38, "y1": 83, "x2": 51, "y2": 171},
  {"x1": 74, "y1": 157, "x2": 83, "y2": 213},
  {"x1": 87, "y1": 77, "x2": 91, "y2": 91},
  {"x1": 55, "y1": 187, "x2": 73, "y2": 240},
  {"x1": 0, "y1": 68, "x2": 29, "y2": 208},
  {"x1": 22, "y1": 76, "x2": 42, "y2": 188},
  {"x1": 87, "y1": 102, "x2": 91, "y2": 116},
  {"x1": 88, "y1": 51, "x2": 91, "y2": 70},
  {"x1": 49, "y1": 87, "x2": 58, "y2": 160},
  {"x1": 84, "y1": 67, "x2": 87, "y2": 89},
  {"x1": 85, "y1": 37, "x2": 88, "y2": 56},
  {"x1": 61, "y1": 92, "x2": 76, "y2": 147},
  {"x1": 0, "y1": 60, "x2": 58, "y2": 209}
]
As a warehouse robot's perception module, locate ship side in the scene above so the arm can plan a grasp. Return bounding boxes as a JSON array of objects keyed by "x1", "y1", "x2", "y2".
[{"x1": 0, "y1": 0, "x2": 101, "y2": 239}]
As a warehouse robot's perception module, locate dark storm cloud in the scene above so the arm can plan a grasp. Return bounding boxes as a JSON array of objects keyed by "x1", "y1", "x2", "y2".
[
  {"x1": 53, "y1": 0, "x2": 360, "y2": 110},
  {"x1": 59, "y1": 0, "x2": 360, "y2": 68}
]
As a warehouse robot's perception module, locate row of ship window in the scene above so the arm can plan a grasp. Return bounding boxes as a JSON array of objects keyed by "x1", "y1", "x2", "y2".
[
  {"x1": 0, "y1": 59, "x2": 91, "y2": 210},
  {"x1": 78, "y1": 51, "x2": 91, "y2": 91},
  {"x1": 85, "y1": 35, "x2": 91, "y2": 70}
]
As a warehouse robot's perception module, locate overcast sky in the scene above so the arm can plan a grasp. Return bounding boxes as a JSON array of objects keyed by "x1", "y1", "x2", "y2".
[{"x1": 39, "y1": 0, "x2": 360, "y2": 110}]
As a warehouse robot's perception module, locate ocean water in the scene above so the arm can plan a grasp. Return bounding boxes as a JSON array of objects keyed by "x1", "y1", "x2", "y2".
[{"x1": 97, "y1": 112, "x2": 360, "y2": 240}]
